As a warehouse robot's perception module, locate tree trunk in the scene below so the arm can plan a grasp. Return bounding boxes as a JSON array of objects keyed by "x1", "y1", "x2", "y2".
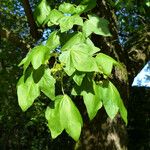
[
  {"x1": 22, "y1": 0, "x2": 41, "y2": 39},
  {"x1": 75, "y1": 1, "x2": 129, "y2": 149}
]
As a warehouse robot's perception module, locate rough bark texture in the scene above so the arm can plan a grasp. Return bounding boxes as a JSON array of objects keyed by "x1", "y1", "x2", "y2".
[{"x1": 125, "y1": 25, "x2": 150, "y2": 85}]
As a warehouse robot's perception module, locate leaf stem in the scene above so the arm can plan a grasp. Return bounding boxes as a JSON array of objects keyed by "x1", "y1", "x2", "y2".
[{"x1": 60, "y1": 72, "x2": 65, "y2": 95}]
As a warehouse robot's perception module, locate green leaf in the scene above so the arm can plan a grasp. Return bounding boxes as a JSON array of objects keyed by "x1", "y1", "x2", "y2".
[
  {"x1": 83, "y1": 14, "x2": 111, "y2": 37},
  {"x1": 62, "y1": 32, "x2": 85, "y2": 51},
  {"x1": 108, "y1": 82, "x2": 127, "y2": 125},
  {"x1": 96, "y1": 80, "x2": 127, "y2": 124},
  {"x1": 72, "y1": 74, "x2": 102, "y2": 120},
  {"x1": 45, "y1": 96, "x2": 64, "y2": 138},
  {"x1": 96, "y1": 53, "x2": 119, "y2": 76},
  {"x1": 46, "y1": 31, "x2": 60, "y2": 49},
  {"x1": 71, "y1": 73, "x2": 94, "y2": 96},
  {"x1": 18, "y1": 53, "x2": 31, "y2": 72},
  {"x1": 44, "y1": 9, "x2": 64, "y2": 25},
  {"x1": 19, "y1": 45, "x2": 50, "y2": 70},
  {"x1": 76, "y1": 0, "x2": 97, "y2": 14},
  {"x1": 34, "y1": 0, "x2": 51, "y2": 26},
  {"x1": 146, "y1": 2, "x2": 150, "y2": 7},
  {"x1": 96, "y1": 81, "x2": 119, "y2": 119},
  {"x1": 59, "y1": 15, "x2": 83, "y2": 32},
  {"x1": 45, "y1": 95, "x2": 83, "y2": 141},
  {"x1": 60, "y1": 95, "x2": 83, "y2": 141},
  {"x1": 71, "y1": 44, "x2": 99, "y2": 72},
  {"x1": 59, "y1": 43, "x2": 99, "y2": 73},
  {"x1": 85, "y1": 38, "x2": 100, "y2": 55},
  {"x1": 73, "y1": 71, "x2": 85, "y2": 86},
  {"x1": 82, "y1": 82, "x2": 103, "y2": 120},
  {"x1": 59, "y1": 3, "x2": 76, "y2": 14},
  {"x1": 33, "y1": 65, "x2": 45, "y2": 83},
  {"x1": 39, "y1": 68, "x2": 56, "y2": 100},
  {"x1": 17, "y1": 74, "x2": 40, "y2": 111},
  {"x1": 59, "y1": 51, "x2": 75, "y2": 76},
  {"x1": 31, "y1": 45, "x2": 50, "y2": 69}
]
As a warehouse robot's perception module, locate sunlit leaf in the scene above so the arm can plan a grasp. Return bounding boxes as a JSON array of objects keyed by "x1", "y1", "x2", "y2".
[
  {"x1": 45, "y1": 95, "x2": 83, "y2": 141},
  {"x1": 60, "y1": 95, "x2": 83, "y2": 141},
  {"x1": 71, "y1": 44, "x2": 99, "y2": 72},
  {"x1": 85, "y1": 38, "x2": 100, "y2": 55},
  {"x1": 59, "y1": 15, "x2": 83, "y2": 32},
  {"x1": 31, "y1": 46, "x2": 50, "y2": 69},
  {"x1": 146, "y1": 2, "x2": 150, "y2": 7},
  {"x1": 96, "y1": 80, "x2": 127, "y2": 124},
  {"x1": 19, "y1": 45, "x2": 50, "y2": 70},
  {"x1": 62, "y1": 32, "x2": 85, "y2": 51},
  {"x1": 96, "y1": 81, "x2": 119, "y2": 119},
  {"x1": 60, "y1": 43, "x2": 99, "y2": 73},
  {"x1": 59, "y1": 3, "x2": 76, "y2": 14},
  {"x1": 45, "y1": 96, "x2": 64, "y2": 138},
  {"x1": 96, "y1": 53, "x2": 120, "y2": 76},
  {"x1": 46, "y1": 31, "x2": 60, "y2": 49},
  {"x1": 59, "y1": 50, "x2": 75, "y2": 76},
  {"x1": 83, "y1": 14, "x2": 111, "y2": 37},
  {"x1": 34, "y1": 0, "x2": 51, "y2": 26},
  {"x1": 44, "y1": 9, "x2": 64, "y2": 25},
  {"x1": 109, "y1": 81, "x2": 127, "y2": 124},
  {"x1": 82, "y1": 82, "x2": 103, "y2": 120}
]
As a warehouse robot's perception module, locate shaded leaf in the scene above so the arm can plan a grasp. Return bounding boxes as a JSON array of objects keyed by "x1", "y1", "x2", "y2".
[
  {"x1": 73, "y1": 71, "x2": 85, "y2": 86},
  {"x1": 33, "y1": 65, "x2": 45, "y2": 83},
  {"x1": 71, "y1": 73, "x2": 94, "y2": 96},
  {"x1": 39, "y1": 68, "x2": 56, "y2": 100},
  {"x1": 17, "y1": 74, "x2": 40, "y2": 111},
  {"x1": 76, "y1": 0, "x2": 97, "y2": 14}
]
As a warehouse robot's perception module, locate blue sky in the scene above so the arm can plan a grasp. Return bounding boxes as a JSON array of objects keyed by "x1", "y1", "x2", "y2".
[{"x1": 132, "y1": 61, "x2": 150, "y2": 87}]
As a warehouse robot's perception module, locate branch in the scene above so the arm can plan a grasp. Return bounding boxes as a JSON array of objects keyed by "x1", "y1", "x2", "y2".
[
  {"x1": 22, "y1": 0, "x2": 41, "y2": 39},
  {"x1": 0, "y1": 27, "x2": 31, "y2": 51}
]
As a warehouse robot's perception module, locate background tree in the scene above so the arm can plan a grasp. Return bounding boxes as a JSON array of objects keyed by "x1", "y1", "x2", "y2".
[{"x1": 0, "y1": 0, "x2": 149, "y2": 149}]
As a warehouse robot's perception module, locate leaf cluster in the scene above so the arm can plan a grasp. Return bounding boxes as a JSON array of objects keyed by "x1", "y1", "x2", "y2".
[{"x1": 17, "y1": 0, "x2": 127, "y2": 141}]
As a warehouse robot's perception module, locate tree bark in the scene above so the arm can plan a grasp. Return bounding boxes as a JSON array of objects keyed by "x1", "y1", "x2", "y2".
[
  {"x1": 75, "y1": 1, "x2": 129, "y2": 149},
  {"x1": 22, "y1": 0, "x2": 41, "y2": 39}
]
